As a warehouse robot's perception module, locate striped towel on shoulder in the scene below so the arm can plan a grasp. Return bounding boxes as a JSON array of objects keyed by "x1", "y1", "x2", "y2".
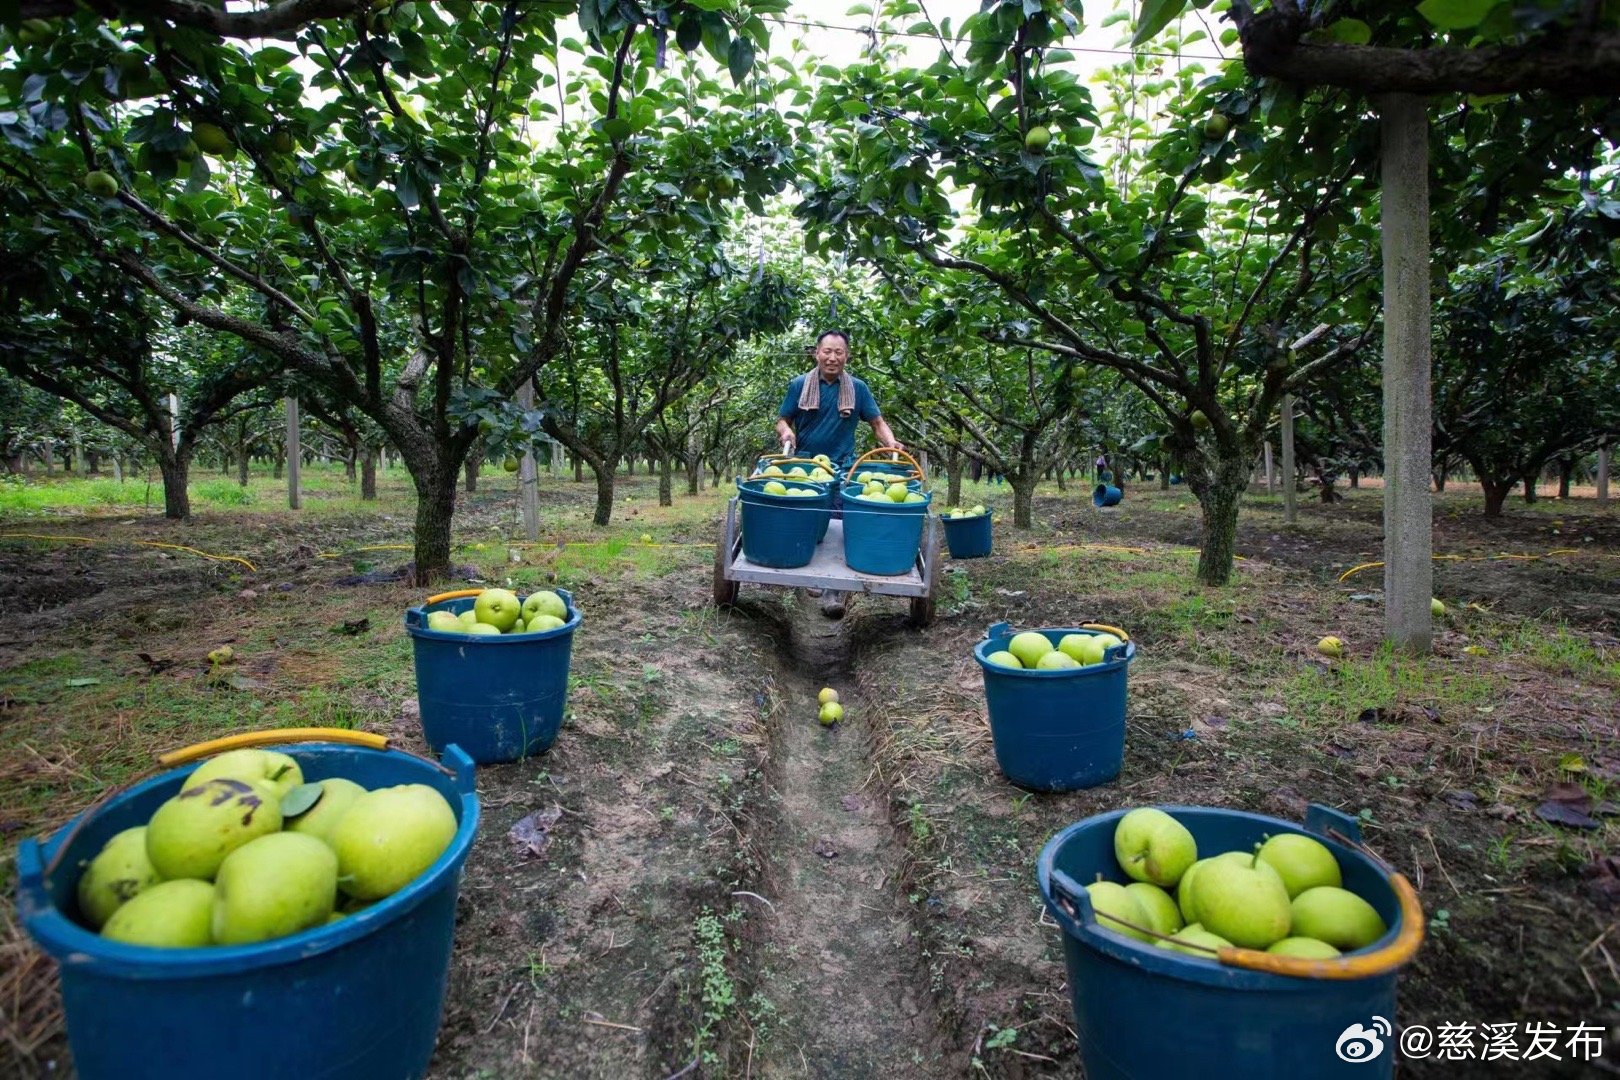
[{"x1": 797, "y1": 369, "x2": 856, "y2": 417}]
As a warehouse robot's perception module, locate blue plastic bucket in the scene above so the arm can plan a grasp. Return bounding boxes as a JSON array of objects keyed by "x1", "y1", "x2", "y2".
[
  {"x1": 1092, "y1": 484, "x2": 1122, "y2": 507},
  {"x1": 405, "y1": 589, "x2": 581, "y2": 763},
  {"x1": 842, "y1": 483, "x2": 930, "y2": 575},
  {"x1": 973, "y1": 623, "x2": 1134, "y2": 790},
  {"x1": 16, "y1": 741, "x2": 481, "y2": 1080},
  {"x1": 737, "y1": 478, "x2": 830, "y2": 567},
  {"x1": 1038, "y1": 803, "x2": 1418, "y2": 1079},
  {"x1": 940, "y1": 512, "x2": 992, "y2": 558}
]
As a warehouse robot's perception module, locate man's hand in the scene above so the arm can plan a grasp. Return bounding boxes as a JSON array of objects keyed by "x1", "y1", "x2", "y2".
[{"x1": 883, "y1": 437, "x2": 906, "y2": 453}]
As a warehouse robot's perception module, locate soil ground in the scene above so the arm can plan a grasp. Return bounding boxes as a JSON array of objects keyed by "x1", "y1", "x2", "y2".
[{"x1": 2, "y1": 465, "x2": 1617, "y2": 1078}]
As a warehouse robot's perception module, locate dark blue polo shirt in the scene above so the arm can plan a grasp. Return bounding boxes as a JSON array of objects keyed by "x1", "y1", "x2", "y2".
[{"x1": 778, "y1": 374, "x2": 880, "y2": 470}]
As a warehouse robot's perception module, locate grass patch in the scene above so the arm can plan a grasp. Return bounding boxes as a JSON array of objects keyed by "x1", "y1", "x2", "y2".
[{"x1": 1282, "y1": 643, "x2": 1503, "y2": 727}]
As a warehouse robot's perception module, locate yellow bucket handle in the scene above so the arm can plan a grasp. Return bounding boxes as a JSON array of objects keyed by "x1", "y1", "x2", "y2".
[
  {"x1": 1082, "y1": 622, "x2": 1130, "y2": 642},
  {"x1": 425, "y1": 588, "x2": 484, "y2": 606},
  {"x1": 157, "y1": 727, "x2": 389, "y2": 768}
]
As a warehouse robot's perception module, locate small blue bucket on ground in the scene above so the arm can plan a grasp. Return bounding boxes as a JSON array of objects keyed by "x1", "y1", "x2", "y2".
[
  {"x1": 1038, "y1": 803, "x2": 1423, "y2": 1080},
  {"x1": 16, "y1": 735, "x2": 481, "y2": 1080},
  {"x1": 940, "y1": 512, "x2": 992, "y2": 558},
  {"x1": 736, "y1": 478, "x2": 830, "y2": 567},
  {"x1": 842, "y1": 483, "x2": 930, "y2": 575},
  {"x1": 974, "y1": 623, "x2": 1134, "y2": 790},
  {"x1": 406, "y1": 589, "x2": 581, "y2": 763},
  {"x1": 1093, "y1": 484, "x2": 1122, "y2": 507}
]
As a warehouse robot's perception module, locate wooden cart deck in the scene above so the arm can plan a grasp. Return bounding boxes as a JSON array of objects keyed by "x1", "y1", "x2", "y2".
[{"x1": 713, "y1": 498, "x2": 939, "y2": 625}]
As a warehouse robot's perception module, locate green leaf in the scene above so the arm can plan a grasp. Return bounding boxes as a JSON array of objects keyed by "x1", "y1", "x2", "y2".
[
  {"x1": 1132, "y1": 0, "x2": 1188, "y2": 45},
  {"x1": 726, "y1": 35, "x2": 754, "y2": 85},
  {"x1": 1317, "y1": 18, "x2": 1371, "y2": 44},
  {"x1": 1415, "y1": 0, "x2": 1499, "y2": 30},
  {"x1": 281, "y1": 782, "x2": 325, "y2": 818}
]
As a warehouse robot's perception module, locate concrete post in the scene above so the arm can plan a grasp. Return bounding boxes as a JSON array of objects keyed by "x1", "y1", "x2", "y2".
[
  {"x1": 1264, "y1": 441, "x2": 1275, "y2": 494},
  {"x1": 517, "y1": 381, "x2": 539, "y2": 541},
  {"x1": 1598, "y1": 444, "x2": 1610, "y2": 506},
  {"x1": 285, "y1": 397, "x2": 302, "y2": 510},
  {"x1": 1281, "y1": 395, "x2": 1297, "y2": 524},
  {"x1": 168, "y1": 393, "x2": 182, "y2": 450},
  {"x1": 1380, "y1": 94, "x2": 1433, "y2": 653}
]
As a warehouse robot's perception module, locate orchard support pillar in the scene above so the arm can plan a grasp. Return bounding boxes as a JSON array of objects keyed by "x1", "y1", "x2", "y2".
[
  {"x1": 1598, "y1": 444, "x2": 1610, "y2": 506},
  {"x1": 1281, "y1": 395, "x2": 1297, "y2": 525},
  {"x1": 285, "y1": 397, "x2": 302, "y2": 510},
  {"x1": 1379, "y1": 94, "x2": 1433, "y2": 653},
  {"x1": 1264, "y1": 441, "x2": 1275, "y2": 493},
  {"x1": 518, "y1": 381, "x2": 540, "y2": 541}
]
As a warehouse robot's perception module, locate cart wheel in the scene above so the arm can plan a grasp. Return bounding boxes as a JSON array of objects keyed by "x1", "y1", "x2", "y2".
[{"x1": 714, "y1": 519, "x2": 739, "y2": 608}]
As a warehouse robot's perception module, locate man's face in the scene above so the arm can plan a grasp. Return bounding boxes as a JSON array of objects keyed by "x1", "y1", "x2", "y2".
[{"x1": 815, "y1": 337, "x2": 848, "y2": 380}]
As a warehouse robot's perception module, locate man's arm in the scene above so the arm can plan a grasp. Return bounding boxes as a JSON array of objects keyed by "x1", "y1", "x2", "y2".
[
  {"x1": 870, "y1": 415, "x2": 904, "y2": 452},
  {"x1": 775, "y1": 417, "x2": 796, "y2": 451}
]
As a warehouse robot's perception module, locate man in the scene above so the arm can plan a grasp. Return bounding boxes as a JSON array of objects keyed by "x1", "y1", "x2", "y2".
[
  {"x1": 775, "y1": 330, "x2": 904, "y2": 618},
  {"x1": 775, "y1": 330, "x2": 903, "y2": 472}
]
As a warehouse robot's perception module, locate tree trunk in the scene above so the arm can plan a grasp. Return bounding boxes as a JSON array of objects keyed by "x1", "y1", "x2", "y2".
[
  {"x1": 1054, "y1": 467, "x2": 1067, "y2": 493},
  {"x1": 411, "y1": 463, "x2": 458, "y2": 586},
  {"x1": 659, "y1": 457, "x2": 673, "y2": 507},
  {"x1": 686, "y1": 459, "x2": 700, "y2": 496},
  {"x1": 592, "y1": 461, "x2": 615, "y2": 526},
  {"x1": 1160, "y1": 457, "x2": 1170, "y2": 490},
  {"x1": 626, "y1": 457, "x2": 634, "y2": 476},
  {"x1": 1183, "y1": 448, "x2": 1252, "y2": 587},
  {"x1": 574, "y1": 454, "x2": 584, "y2": 483},
  {"x1": 361, "y1": 449, "x2": 377, "y2": 500},
  {"x1": 464, "y1": 450, "x2": 480, "y2": 493},
  {"x1": 344, "y1": 444, "x2": 358, "y2": 483},
  {"x1": 158, "y1": 451, "x2": 191, "y2": 520},
  {"x1": 273, "y1": 455, "x2": 283, "y2": 480},
  {"x1": 1481, "y1": 478, "x2": 1510, "y2": 517},
  {"x1": 238, "y1": 451, "x2": 250, "y2": 487},
  {"x1": 947, "y1": 459, "x2": 963, "y2": 506},
  {"x1": 1432, "y1": 467, "x2": 1446, "y2": 493},
  {"x1": 221, "y1": 453, "x2": 231, "y2": 476},
  {"x1": 1009, "y1": 467, "x2": 1037, "y2": 528},
  {"x1": 1349, "y1": 467, "x2": 1360, "y2": 489},
  {"x1": 1558, "y1": 457, "x2": 1573, "y2": 499},
  {"x1": 711, "y1": 463, "x2": 721, "y2": 488},
  {"x1": 1522, "y1": 475, "x2": 1538, "y2": 504}
]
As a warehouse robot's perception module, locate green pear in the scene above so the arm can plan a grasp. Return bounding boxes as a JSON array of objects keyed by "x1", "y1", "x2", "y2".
[
  {"x1": 101, "y1": 879, "x2": 215, "y2": 948},
  {"x1": 425, "y1": 610, "x2": 462, "y2": 633},
  {"x1": 1007, "y1": 632, "x2": 1054, "y2": 668},
  {"x1": 285, "y1": 777, "x2": 367, "y2": 845},
  {"x1": 1124, "y1": 882, "x2": 1183, "y2": 937},
  {"x1": 1153, "y1": 923, "x2": 1232, "y2": 957},
  {"x1": 76, "y1": 826, "x2": 163, "y2": 929},
  {"x1": 457, "y1": 609, "x2": 479, "y2": 627},
  {"x1": 1035, "y1": 650, "x2": 1081, "y2": 670},
  {"x1": 186, "y1": 748, "x2": 303, "y2": 800},
  {"x1": 145, "y1": 778, "x2": 283, "y2": 881},
  {"x1": 1085, "y1": 880, "x2": 1153, "y2": 943},
  {"x1": 1267, "y1": 936, "x2": 1342, "y2": 959},
  {"x1": 1290, "y1": 887, "x2": 1387, "y2": 950},
  {"x1": 330, "y1": 784, "x2": 457, "y2": 901},
  {"x1": 1181, "y1": 850, "x2": 1284, "y2": 924},
  {"x1": 1113, "y1": 808, "x2": 1198, "y2": 888},
  {"x1": 985, "y1": 650, "x2": 1022, "y2": 669},
  {"x1": 1256, "y1": 833, "x2": 1343, "y2": 898},
  {"x1": 212, "y1": 832, "x2": 338, "y2": 945},
  {"x1": 1193, "y1": 853, "x2": 1292, "y2": 949}
]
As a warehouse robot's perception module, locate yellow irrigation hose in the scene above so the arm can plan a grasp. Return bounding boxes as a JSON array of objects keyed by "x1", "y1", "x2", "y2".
[
  {"x1": 1338, "y1": 548, "x2": 1588, "y2": 583},
  {"x1": 0, "y1": 531, "x2": 257, "y2": 572}
]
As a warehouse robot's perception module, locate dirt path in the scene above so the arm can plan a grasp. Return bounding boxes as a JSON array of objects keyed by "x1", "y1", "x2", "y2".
[{"x1": 741, "y1": 595, "x2": 946, "y2": 1077}]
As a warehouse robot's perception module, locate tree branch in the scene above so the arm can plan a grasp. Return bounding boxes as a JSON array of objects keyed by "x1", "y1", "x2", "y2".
[{"x1": 22, "y1": 0, "x2": 367, "y2": 37}]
